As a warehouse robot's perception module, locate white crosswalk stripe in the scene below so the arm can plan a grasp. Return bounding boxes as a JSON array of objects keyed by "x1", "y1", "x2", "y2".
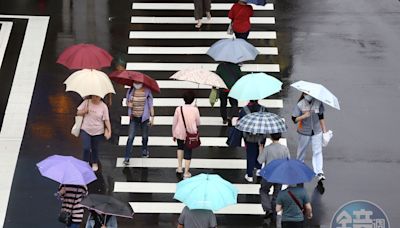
[
  {"x1": 131, "y1": 16, "x2": 275, "y2": 24},
  {"x1": 129, "y1": 31, "x2": 277, "y2": 39},
  {"x1": 121, "y1": 116, "x2": 238, "y2": 126},
  {"x1": 131, "y1": 3, "x2": 274, "y2": 11},
  {"x1": 128, "y1": 46, "x2": 278, "y2": 55}
]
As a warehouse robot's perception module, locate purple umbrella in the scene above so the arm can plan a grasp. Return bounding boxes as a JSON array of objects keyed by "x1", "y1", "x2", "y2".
[{"x1": 37, "y1": 155, "x2": 97, "y2": 185}]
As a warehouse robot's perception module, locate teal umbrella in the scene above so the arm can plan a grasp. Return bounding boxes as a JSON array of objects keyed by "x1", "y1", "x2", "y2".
[
  {"x1": 173, "y1": 173, "x2": 238, "y2": 211},
  {"x1": 228, "y1": 73, "x2": 282, "y2": 101}
]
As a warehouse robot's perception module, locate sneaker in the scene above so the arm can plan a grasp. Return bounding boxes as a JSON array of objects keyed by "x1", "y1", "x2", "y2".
[
  {"x1": 317, "y1": 173, "x2": 326, "y2": 181},
  {"x1": 206, "y1": 12, "x2": 212, "y2": 20},
  {"x1": 142, "y1": 150, "x2": 150, "y2": 158},
  {"x1": 123, "y1": 159, "x2": 130, "y2": 166},
  {"x1": 244, "y1": 174, "x2": 253, "y2": 183},
  {"x1": 222, "y1": 119, "x2": 228, "y2": 125},
  {"x1": 92, "y1": 163, "x2": 98, "y2": 171},
  {"x1": 195, "y1": 21, "x2": 202, "y2": 28},
  {"x1": 264, "y1": 210, "x2": 273, "y2": 219},
  {"x1": 256, "y1": 169, "x2": 261, "y2": 177},
  {"x1": 183, "y1": 173, "x2": 192, "y2": 179}
]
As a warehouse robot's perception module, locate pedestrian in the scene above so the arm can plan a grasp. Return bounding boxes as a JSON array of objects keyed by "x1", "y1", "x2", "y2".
[
  {"x1": 215, "y1": 62, "x2": 242, "y2": 125},
  {"x1": 228, "y1": 0, "x2": 253, "y2": 40},
  {"x1": 77, "y1": 95, "x2": 112, "y2": 171},
  {"x1": 193, "y1": 0, "x2": 212, "y2": 28},
  {"x1": 276, "y1": 184, "x2": 313, "y2": 228},
  {"x1": 85, "y1": 210, "x2": 118, "y2": 228},
  {"x1": 172, "y1": 90, "x2": 200, "y2": 179},
  {"x1": 238, "y1": 100, "x2": 267, "y2": 182},
  {"x1": 177, "y1": 206, "x2": 217, "y2": 228},
  {"x1": 123, "y1": 81, "x2": 155, "y2": 165},
  {"x1": 292, "y1": 93, "x2": 328, "y2": 181},
  {"x1": 57, "y1": 184, "x2": 88, "y2": 228},
  {"x1": 258, "y1": 133, "x2": 290, "y2": 223}
]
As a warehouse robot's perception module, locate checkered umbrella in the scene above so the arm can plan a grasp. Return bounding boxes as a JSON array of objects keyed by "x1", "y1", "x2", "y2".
[{"x1": 236, "y1": 112, "x2": 286, "y2": 134}]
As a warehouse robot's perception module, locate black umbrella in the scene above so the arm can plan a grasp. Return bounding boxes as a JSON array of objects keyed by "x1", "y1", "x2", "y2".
[{"x1": 80, "y1": 194, "x2": 134, "y2": 218}]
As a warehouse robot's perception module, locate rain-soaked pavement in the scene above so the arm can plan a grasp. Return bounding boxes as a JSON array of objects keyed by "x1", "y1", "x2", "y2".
[{"x1": 1, "y1": 0, "x2": 400, "y2": 227}]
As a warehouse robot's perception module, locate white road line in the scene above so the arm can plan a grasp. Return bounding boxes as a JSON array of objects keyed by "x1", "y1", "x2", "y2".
[
  {"x1": 0, "y1": 22, "x2": 12, "y2": 67},
  {"x1": 114, "y1": 182, "x2": 260, "y2": 194},
  {"x1": 129, "y1": 31, "x2": 276, "y2": 39},
  {"x1": 130, "y1": 202, "x2": 264, "y2": 215},
  {"x1": 131, "y1": 16, "x2": 275, "y2": 24},
  {"x1": 126, "y1": 62, "x2": 280, "y2": 72},
  {"x1": 121, "y1": 116, "x2": 238, "y2": 126},
  {"x1": 0, "y1": 15, "x2": 49, "y2": 228},
  {"x1": 132, "y1": 3, "x2": 274, "y2": 11},
  {"x1": 128, "y1": 46, "x2": 278, "y2": 55},
  {"x1": 122, "y1": 98, "x2": 283, "y2": 108},
  {"x1": 118, "y1": 136, "x2": 287, "y2": 147}
]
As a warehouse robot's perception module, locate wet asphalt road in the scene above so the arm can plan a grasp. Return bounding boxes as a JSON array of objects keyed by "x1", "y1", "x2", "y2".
[{"x1": 1, "y1": 0, "x2": 400, "y2": 227}]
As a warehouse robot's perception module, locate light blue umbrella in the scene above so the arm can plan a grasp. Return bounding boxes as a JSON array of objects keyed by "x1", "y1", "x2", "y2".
[
  {"x1": 228, "y1": 73, "x2": 282, "y2": 101},
  {"x1": 207, "y1": 38, "x2": 259, "y2": 63},
  {"x1": 173, "y1": 173, "x2": 238, "y2": 211}
]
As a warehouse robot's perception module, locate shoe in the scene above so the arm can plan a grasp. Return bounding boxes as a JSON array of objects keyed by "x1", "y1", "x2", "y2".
[
  {"x1": 206, "y1": 12, "x2": 211, "y2": 20},
  {"x1": 256, "y1": 169, "x2": 261, "y2": 177},
  {"x1": 176, "y1": 168, "x2": 183, "y2": 174},
  {"x1": 195, "y1": 21, "x2": 202, "y2": 28},
  {"x1": 183, "y1": 173, "x2": 192, "y2": 179},
  {"x1": 142, "y1": 150, "x2": 150, "y2": 158},
  {"x1": 123, "y1": 159, "x2": 130, "y2": 166},
  {"x1": 222, "y1": 119, "x2": 228, "y2": 125},
  {"x1": 264, "y1": 210, "x2": 273, "y2": 219},
  {"x1": 92, "y1": 163, "x2": 98, "y2": 171},
  {"x1": 317, "y1": 173, "x2": 326, "y2": 181},
  {"x1": 244, "y1": 174, "x2": 253, "y2": 183}
]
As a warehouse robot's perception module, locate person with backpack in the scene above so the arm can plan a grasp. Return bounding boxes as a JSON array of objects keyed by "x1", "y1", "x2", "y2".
[
  {"x1": 123, "y1": 81, "x2": 154, "y2": 165},
  {"x1": 215, "y1": 62, "x2": 242, "y2": 126},
  {"x1": 238, "y1": 100, "x2": 267, "y2": 182}
]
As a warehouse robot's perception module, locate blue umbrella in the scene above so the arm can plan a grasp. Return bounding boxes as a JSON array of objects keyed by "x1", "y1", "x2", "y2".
[
  {"x1": 260, "y1": 159, "x2": 315, "y2": 185},
  {"x1": 207, "y1": 38, "x2": 259, "y2": 63},
  {"x1": 173, "y1": 173, "x2": 238, "y2": 211},
  {"x1": 244, "y1": 0, "x2": 267, "y2": 6}
]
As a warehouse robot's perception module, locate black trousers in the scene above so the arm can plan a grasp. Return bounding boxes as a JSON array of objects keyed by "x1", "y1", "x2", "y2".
[
  {"x1": 282, "y1": 221, "x2": 304, "y2": 228},
  {"x1": 219, "y1": 89, "x2": 238, "y2": 121}
]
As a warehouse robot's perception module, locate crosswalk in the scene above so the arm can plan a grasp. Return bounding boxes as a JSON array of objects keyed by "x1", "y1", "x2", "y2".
[{"x1": 115, "y1": 1, "x2": 282, "y2": 218}]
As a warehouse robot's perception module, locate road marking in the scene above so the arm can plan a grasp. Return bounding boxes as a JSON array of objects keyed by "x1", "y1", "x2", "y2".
[
  {"x1": 130, "y1": 202, "x2": 264, "y2": 215},
  {"x1": 128, "y1": 46, "x2": 278, "y2": 55},
  {"x1": 132, "y1": 3, "x2": 274, "y2": 11},
  {"x1": 129, "y1": 31, "x2": 276, "y2": 39},
  {"x1": 0, "y1": 22, "x2": 12, "y2": 67},
  {"x1": 131, "y1": 16, "x2": 275, "y2": 24},
  {"x1": 0, "y1": 15, "x2": 49, "y2": 228},
  {"x1": 122, "y1": 98, "x2": 283, "y2": 108},
  {"x1": 126, "y1": 62, "x2": 280, "y2": 72},
  {"x1": 118, "y1": 136, "x2": 287, "y2": 147},
  {"x1": 121, "y1": 116, "x2": 238, "y2": 126},
  {"x1": 114, "y1": 182, "x2": 260, "y2": 194}
]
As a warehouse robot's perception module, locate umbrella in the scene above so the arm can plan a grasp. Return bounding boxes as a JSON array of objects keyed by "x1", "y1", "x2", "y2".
[
  {"x1": 64, "y1": 69, "x2": 116, "y2": 98},
  {"x1": 170, "y1": 68, "x2": 228, "y2": 89},
  {"x1": 260, "y1": 159, "x2": 315, "y2": 185},
  {"x1": 207, "y1": 38, "x2": 259, "y2": 63},
  {"x1": 228, "y1": 73, "x2": 282, "y2": 101},
  {"x1": 236, "y1": 112, "x2": 286, "y2": 134},
  {"x1": 57, "y1": 43, "x2": 113, "y2": 70},
  {"x1": 291, "y1": 80, "x2": 340, "y2": 110},
  {"x1": 36, "y1": 155, "x2": 97, "y2": 185},
  {"x1": 109, "y1": 70, "x2": 160, "y2": 93},
  {"x1": 174, "y1": 173, "x2": 238, "y2": 211},
  {"x1": 81, "y1": 194, "x2": 134, "y2": 218},
  {"x1": 244, "y1": 0, "x2": 267, "y2": 6}
]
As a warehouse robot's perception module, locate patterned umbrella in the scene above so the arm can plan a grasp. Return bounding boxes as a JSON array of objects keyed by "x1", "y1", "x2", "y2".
[
  {"x1": 236, "y1": 112, "x2": 286, "y2": 134},
  {"x1": 170, "y1": 68, "x2": 227, "y2": 89}
]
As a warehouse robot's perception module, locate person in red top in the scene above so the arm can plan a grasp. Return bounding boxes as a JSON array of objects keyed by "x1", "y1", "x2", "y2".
[{"x1": 228, "y1": 0, "x2": 254, "y2": 40}]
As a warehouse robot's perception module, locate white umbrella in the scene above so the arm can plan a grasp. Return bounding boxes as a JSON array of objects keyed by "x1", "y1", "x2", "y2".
[
  {"x1": 291, "y1": 80, "x2": 340, "y2": 110},
  {"x1": 64, "y1": 69, "x2": 116, "y2": 98},
  {"x1": 170, "y1": 68, "x2": 227, "y2": 89}
]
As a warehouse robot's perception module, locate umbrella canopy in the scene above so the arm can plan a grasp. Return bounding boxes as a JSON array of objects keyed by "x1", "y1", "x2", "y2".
[
  {"x1": 228, "y1": 73, "x2": 282, "y2": 101},
  {"x1": 81, "y1": 194, "x2": 134, "y2": 218},
  {"x1": 36, "y1": 155, "x2": 97, "y2": 185},
  {"x1": 57, "y1": 43, "x2": 113, "y2": 70},
  {"x1": 236, "y1": 112, "x2": 286, "y2": 134},
  {"x1": 243, "y1": 0, "x2": 267, "y2": 6},
  {"x1": 291, "y1": 80, "x2": 340, "y2": 110},
  {"x1": 109, "y1": 70, "x2": 160, "y2": 93},
  {"x1": 170, "y1": 68, "x2": 228, "y2": 89},
  {"x1": 64, "y1": 69, "x2": 116, "y2": 98},
  {"x1": 207, "y1": 38, "x2": 259, "y2": 63},
  {"x1": 174, "y1": 173, "x2": 238, "y2": 211},
  {"x1": 260, "y1": 159, "x2": 315, "y2": 185}
]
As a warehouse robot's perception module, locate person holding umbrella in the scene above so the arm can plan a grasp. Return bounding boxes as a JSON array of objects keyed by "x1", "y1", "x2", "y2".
[
  {"x1": 57, "y1": 184, "x2": 88, "y2": 228},
  {"x1": 228, "y1": 0, "x2": 254, "y2": 40},
  {"x1": 85, "y1": 210, "x2": 117, "y2": 228},
  {"x1": 177, "y1": 206, "x2": 217, "y2": 228}
]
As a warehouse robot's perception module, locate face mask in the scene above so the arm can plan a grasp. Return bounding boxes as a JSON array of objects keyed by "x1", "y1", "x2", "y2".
[
  {"x1": 133, "y1": 83, "x2": 143, "y2": 89},
  {"x1": 304, "y1": 95, "x2": 313, "y2": 101}
]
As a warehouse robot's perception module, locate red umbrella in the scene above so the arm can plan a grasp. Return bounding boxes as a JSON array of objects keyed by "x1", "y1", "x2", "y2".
[
  {"x1": 109, "y1": 70, "x2": 160, "y2": 93},
  {"x1": 57, "y1": 43, "x2": 113, "y2": 70}
]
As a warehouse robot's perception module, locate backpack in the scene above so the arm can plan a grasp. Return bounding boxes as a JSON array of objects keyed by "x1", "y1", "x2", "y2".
[{"x1": 242, "y1": 106, "x2": 267, "y2": 143}]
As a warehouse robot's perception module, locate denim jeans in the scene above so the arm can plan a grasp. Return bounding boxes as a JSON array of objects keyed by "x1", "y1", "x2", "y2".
[
  {"x1": 297, "y1": 132, "x2": 323, "y2": 174},
  {"x1": 219, "y1": 89, "x2": 238, "y2": 121},
  {"x1": 80, "y1": 130, "x2": 103, "y2": 163},
  {"x1": 68, "y1": 222, "x2": 80, "y2": 228},
  {"x1": 245, "y1": 142, "x2": 262, "y2": 177},
  {"x1": 124, "y1": 117, "x2": 149, "y2": 160}
]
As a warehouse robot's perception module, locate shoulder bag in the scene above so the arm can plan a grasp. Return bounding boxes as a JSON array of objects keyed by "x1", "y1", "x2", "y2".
[
  {"x1": 71, "y1": 100, "x2": 89, "y2": 137},
  {"x1": 288, "y1": 190, "x2": 306, "y2": 215},
  {"x1": 180, "y1": 106, "x2": 201, "y2": 149}
]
